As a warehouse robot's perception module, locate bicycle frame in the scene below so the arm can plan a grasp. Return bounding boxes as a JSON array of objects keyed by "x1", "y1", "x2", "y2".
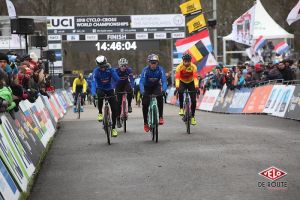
[{"x1": 77, "y1": 92, "x2": 82, "y2": 119}]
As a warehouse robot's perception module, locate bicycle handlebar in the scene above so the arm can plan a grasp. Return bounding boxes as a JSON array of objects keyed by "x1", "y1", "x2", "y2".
[{"x1": 98, "y1": 95, "x2": 116, "y2": 100}]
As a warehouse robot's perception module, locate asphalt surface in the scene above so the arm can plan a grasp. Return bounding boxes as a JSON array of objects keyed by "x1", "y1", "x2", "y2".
[{"x1": 29, "y1": 103, "x2": 300, "y2": 200}]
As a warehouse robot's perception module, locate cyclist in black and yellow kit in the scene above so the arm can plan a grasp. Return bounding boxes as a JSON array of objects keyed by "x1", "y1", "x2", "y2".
[{"x1": 72, "y1": 73, "x2": 87, "y2": 112}]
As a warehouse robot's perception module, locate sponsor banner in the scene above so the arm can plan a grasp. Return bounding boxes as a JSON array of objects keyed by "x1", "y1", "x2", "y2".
[
  {"x1": 212, "y1": 85, "x2": 228, "y2": 112},
  {"x1": 232, "y1": 3, "x2": 255, "y2": 45},
  {"x1": 53, "y1": 61, "x2": 63, "y2": 67},
  {"x1": 0, "y1": 115, "x2": 35, "y2": 178},
  {"x1": 23, "y1": 101, "x2": 52, "y2": 144},
  {"x1": 154, "y1": 32, "x2": 167, "y2": 39},
  {"x1": 0, "y1": 118, "x2": 28, "y2": 191},
  {"x1": 14, "y1": 111, "x2": 45, "y2": 159},
  {"x1": 228, "y1": 88, "x2": 253, "y2": 113},
  {"x1": 263, "y1": 85, "x2": 285, "y2": 114},
  {"x1": 54, "y1": 93, "x2": 67, "y2": 113},
  {"x1": 167, "y1": 88, "x2": 176, "y2": 104},
  {"x1": 171, "y1": 32, "x2": 185, "y2": 39},
  {"x1": 62, "y1": 90, "x2": 74, "y2": 106},
  {"x1": 47, "y1": 16, "x2": 75, "y2": 30},
  {"x1": 19, "y1": 101, "x2": 48, "y2": 147},
  {"x1": 67, "y1": 35, "x2": 80, "y2": 41},
  {"x1": 5, "y1": 113, "x2": 41, "y2": 166},
  {"x1": 243, "y1": 85, "x2": 273, "y2": 113},
  {"x1": 272, "y1": 85, "x2": 295, "y2": 118},
  {"x1": 85, "y1": 34, "x2": 98, "y2": 41},
  {"x1": 48, "y1": 43, "x2": 62, "y2": 50},
  {"x1": 220, "y1": 89, "x2": 235, "y2": 113},
  {"x1": 135, "y1": 33, "x2": 148, "y2": 40},
  {"x1": 41, "y1": 95, "x2": 60, "y2": 123},
  {"x1": 187, "y1": 13, "x2": 206, "y2": 33},
  {"x1": 199, "y1": 89, "x2": 221, "y2": 111},
  {"x1": 0, "y1": 159, "x2": 20, "y2": 200},
  {"x1": 34, "y1": 97, "x2": 56, "y2": 136},
  {"x1": 50, "y1": 95, "x2": 64, "y2": 118},
  {"x1": 51, "y1": 94, "x2": 65, "y2": 117},
  {"x1": 131, "y1": 14, "x2": 185, "y2": 28},
  {"x1": 179, "y1": 0, "x2": 202, "y2": 15},
  {"x1": 48, "y1": 35, "x2": 62, "y2": 41},
  {"x1": 285, "y1": 85, "x2": 300, "y2": 120}
]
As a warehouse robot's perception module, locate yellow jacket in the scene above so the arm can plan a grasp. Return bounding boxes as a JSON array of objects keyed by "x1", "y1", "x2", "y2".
[
  {"x1": 175, "y1": 62, "x2": 199, "y2": 88},
  {"x1": 72, "y1": 75, "x2": 87, "y2": 93}
]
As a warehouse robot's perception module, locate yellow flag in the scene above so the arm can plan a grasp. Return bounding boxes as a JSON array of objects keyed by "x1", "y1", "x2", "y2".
[
  {"x1": 187, "y1": 14, "x2": 206, "y2": 33},
  {"x1": 179, "y1": 0, "x2": 202, "y2": 15}
]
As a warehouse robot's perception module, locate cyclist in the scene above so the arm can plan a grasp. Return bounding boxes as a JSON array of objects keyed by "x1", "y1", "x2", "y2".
[
  {"x1": 115, "y1": 58, "x2": 134, "y2": 128},
  {"x1": 140, "y1": 54, "x2": 167, "y2": 132},
  {"x1": 93, "y1": 55, "x2": 120, "y2": 137},
  {"x1": 72, "y1": 73, "x2": 87, "y2": 112},
  {"x1": 134, "y1": 74, "x2": 141, "y2": 105},
  {"x1": 175, "y1": 53, "x2": 199, "y2": 125}
]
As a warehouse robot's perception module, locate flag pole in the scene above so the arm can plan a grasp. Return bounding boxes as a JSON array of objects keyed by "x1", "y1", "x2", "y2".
[{"x1": 213, "y1": 0, "x2": 218, "y2": 60}]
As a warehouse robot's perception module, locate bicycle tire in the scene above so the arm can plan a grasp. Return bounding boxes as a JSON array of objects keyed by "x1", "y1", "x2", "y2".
[
  {"x1": 186, "y1": 108, "x2": 191, "y2": 134},
  {"x1": 77, "y1": 98, "x2": 81, "y2": 119},
  {"x1": 104, "y1": 107, "x2": 111, "y2": 145},
  {"x1": 122, "y1": 101, "x2": 127, "y2": 133},
  {"x1": 152, "y1": 107, "x2": 158, "y2": 142}
]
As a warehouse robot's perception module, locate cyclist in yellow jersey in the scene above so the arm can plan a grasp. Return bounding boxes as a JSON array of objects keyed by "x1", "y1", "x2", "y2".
[
  {"x1": 72, "y1": 73, "x2": 87, "y2": 112},
  {"x1": 175, "y1": 53, "x2": 199, "y2": 125}
]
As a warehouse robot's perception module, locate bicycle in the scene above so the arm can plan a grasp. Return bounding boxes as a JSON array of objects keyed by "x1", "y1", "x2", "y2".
[
  {"x1": 99, "y1": 95, "x2": 115, "y2": 145},
  {"x1": 146, "y1": 94, "x2": 161, "y2": 143},
  {"x1": 117, "y1": 92, "x2": 129, "y2": 133},
  {"x1": 179, "y1": 90, "x2": 198, "y2": 134}
]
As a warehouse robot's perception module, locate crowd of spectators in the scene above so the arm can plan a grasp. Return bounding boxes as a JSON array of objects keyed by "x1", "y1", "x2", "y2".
[
  {"x1": 201, "y1": 59, "x2": 299, "y2": 91},
  {"x1": 0, "y1": 51, "x2": 54, "y2": 117}
]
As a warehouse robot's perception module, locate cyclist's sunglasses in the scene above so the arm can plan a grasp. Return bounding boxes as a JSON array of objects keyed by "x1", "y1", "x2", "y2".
[
  {"x1": 149, "y1": 61, "x2": 158, "y2": 65},
  {"x1": 120, "y1": 65, "x2": 127, "y2": 68}
]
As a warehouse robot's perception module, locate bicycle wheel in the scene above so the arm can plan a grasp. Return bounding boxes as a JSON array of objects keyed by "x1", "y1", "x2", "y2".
[
  {"x1": 185, "y1": 108, "x2": 191, "y2": 134},
  {"x1": 152, "y1": 107, "x2": 158, "y2": 142},
  {"x1": 122, "y1": 101, "x2": 127, "y2": 133},
  {"x1": 104, "y1": 107, "x2": 111, "y2": 145},
  {"x1": 77, "y1": 98, "x2": 81, "y2": 119}
]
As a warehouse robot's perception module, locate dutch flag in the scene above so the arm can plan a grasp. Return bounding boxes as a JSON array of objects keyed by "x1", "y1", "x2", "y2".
[
  {"x1": 252, "y1": 36, "x2": 267, "y2": 53},
  {"x1": 275, "y1": 42, "x2": 289, "y2": 55}
]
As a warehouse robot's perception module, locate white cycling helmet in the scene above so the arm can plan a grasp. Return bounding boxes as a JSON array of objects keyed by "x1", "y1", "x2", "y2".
[
  {"x1": 118, "y1": 58, "x2": 128, "y2": 66},
  {"x1": 95, "y1": 55, "x2": 107, "y2": 67}
]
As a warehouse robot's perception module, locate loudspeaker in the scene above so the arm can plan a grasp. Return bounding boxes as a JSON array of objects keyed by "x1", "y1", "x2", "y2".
[
  {"x1": 30, "y1": 35, "x2": 47, "y2": 47},
  {"x1": 43, "y1": 50, "x2": 56, "y2": 62},
  {"x1": 207, "y1": 19, "x2": 217, "y2": 28},
  {"x1": 10, "y1": 18, "x2": 35, "y2": 34}
]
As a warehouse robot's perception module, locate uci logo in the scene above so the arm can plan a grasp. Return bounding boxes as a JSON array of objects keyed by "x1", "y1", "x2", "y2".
[{"x1": 47, "y1": 17, "x2": 75, "y2": 29}]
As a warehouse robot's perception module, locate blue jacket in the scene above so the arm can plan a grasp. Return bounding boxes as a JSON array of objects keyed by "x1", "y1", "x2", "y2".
[
  {"x1": 139, "y1": 65, "x2": 167, "y2": 94},
  {"x1": 115, "y1": 67, "x2": 134, "y2": 88},
  {"x1": 87, "y1": 75, "x2": 93, "y2": 89},
  {"x1": 92, "y1": 67, "x2": 120, "y2": 92}
]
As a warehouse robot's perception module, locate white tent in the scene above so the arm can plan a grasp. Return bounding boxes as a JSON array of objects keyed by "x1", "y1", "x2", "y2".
[{"x1": 222, "y1": 0, "x2": 294, "y2": 64}]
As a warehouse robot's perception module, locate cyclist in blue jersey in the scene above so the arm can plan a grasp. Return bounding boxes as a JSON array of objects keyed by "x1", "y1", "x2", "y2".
[
  {"x1": 140, "y1": 54, "x2": 167, "y2": 132},
  {"x1": 115, "y1": 58, "x2": 134, "y2": 128},
  {"x1": 93, "y1": 55, "x2": 120, "y2": 137}
]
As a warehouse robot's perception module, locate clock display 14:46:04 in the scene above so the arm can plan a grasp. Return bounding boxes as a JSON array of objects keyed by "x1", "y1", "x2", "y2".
[{"x1": 95, "y1": 41, "x2": 137, "y2": 51}]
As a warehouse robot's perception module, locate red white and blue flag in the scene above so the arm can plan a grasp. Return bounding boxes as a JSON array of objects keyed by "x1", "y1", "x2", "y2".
[
  {"x1": 252, "y1": 35, "x2": 267, "y2": 53},
  {"x1": 286, "y1": 0, "x2": 300, "y2": 25},
  {"x1": 275, "y1": 42, "x2": 289, "y2": 55}
]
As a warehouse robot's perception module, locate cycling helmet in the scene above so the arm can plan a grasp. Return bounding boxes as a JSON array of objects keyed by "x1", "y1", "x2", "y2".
[
  {"x1": 95, "y1": 55, "x2": 107, "y2": 67},
  {"x1": 182, "y1": 53, "x2": 192, "y2": 61},
  {"x1": 118, "y1": 58, "x2": 128, "y2": 66},
  {"x1": 147, "y1": 54, "x2": 159, "y2": 62}
]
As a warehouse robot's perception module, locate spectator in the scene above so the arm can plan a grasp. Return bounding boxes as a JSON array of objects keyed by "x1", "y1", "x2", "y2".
[
  {"x1": 267, "y1": 64, "x2": 283, "y2": 80},
  {"x1": 279, "y1": 60, "x2": 294, "y2": 81}
]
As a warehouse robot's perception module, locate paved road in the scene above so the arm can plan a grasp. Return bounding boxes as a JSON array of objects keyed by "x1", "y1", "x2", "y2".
[{"x1": 29, "y1": 103, "x2": 300, "y2": 200}]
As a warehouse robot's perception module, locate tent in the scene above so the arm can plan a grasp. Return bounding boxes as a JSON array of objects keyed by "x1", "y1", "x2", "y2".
[{"x1": 222, "y1": 0, "x2": 294, "y2": 64}]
